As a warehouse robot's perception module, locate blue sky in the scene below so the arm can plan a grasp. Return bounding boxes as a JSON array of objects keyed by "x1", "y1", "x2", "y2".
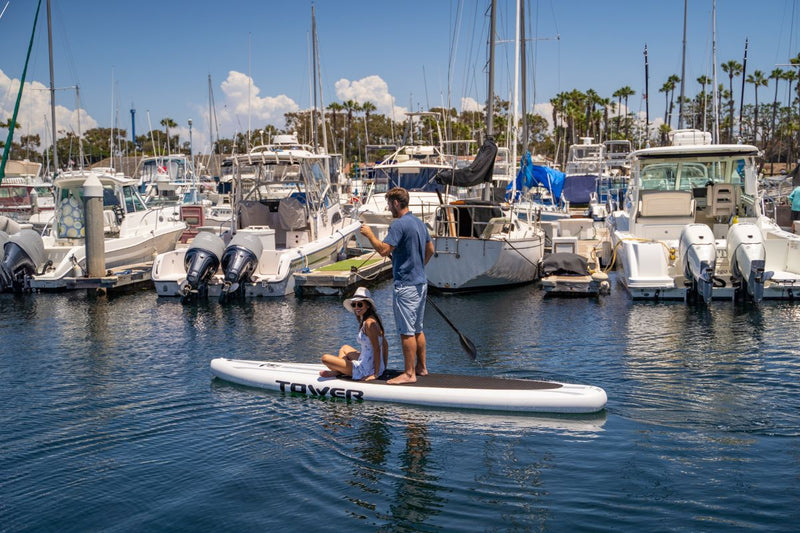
[{"x1": 1, "y1": 0, "x2": 798, "y2": 154}]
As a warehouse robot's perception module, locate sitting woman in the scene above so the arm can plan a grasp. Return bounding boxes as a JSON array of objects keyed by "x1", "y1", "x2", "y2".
[{"x1": 320, "y1": 287, "x2": 388, "y2": 381}]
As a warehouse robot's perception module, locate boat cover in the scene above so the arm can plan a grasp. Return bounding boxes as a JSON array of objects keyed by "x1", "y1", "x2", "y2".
[
  {"x1": 436, "y1": 137, "x2": 497, "y2": 188},
  {"x1": 508, "y1": 152, "x2": 565, "y2": 203},
  {"x1": 541, "y1": 252, "x2": 590, "y2": 277},
  {"x1": 562, "y1": 174, "x2": 596, "y2": 205}
]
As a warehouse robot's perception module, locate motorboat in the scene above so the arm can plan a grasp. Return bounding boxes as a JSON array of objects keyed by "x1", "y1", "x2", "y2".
[
  {"x1": 152, "y1": 139, "x2": 361, "y2": 300},
  {"x1": 563, "y1": 137, "x2": 610, "y2": 208},
  {"x1": 0, "y1": 160, "x2": 54, "y2": 224},
  {"x1": 0, "y1": 168, "x2": 187, "y2": 291},
  {"x1": 607, "y1": 129, "x2": 800, "y2": 302}
]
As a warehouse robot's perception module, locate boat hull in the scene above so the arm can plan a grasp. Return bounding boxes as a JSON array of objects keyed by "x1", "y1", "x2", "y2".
[
  {"x1": 153, "y1": 222, "x2": 360, "y2": 298},
  {"x1": 426, "y1": 235, "x2": 543, "y2": 290},
  {"x1": 210, "y1": 359, "x2": 608, "y2": 414}
]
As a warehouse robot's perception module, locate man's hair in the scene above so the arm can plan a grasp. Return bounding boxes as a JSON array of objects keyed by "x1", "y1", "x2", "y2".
[{"x1": 385, "y1": 187, "x2": 410, "y2": 209}]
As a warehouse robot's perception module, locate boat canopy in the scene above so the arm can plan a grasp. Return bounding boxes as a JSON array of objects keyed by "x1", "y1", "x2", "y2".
[
  {"x1": 436, "y1": 138, "x2": 497, "y2": 188},
  {"x1": 509, "y1": 151, "x2": 565, "y2": 202}
]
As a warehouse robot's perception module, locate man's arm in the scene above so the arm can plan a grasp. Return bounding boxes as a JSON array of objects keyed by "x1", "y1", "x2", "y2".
[
  {"x1": 360, "y1": 224, "x2": 393, "y2": 257},
  {"x1": 424, "y1": 240, "x2": 434, "y2": 265}
]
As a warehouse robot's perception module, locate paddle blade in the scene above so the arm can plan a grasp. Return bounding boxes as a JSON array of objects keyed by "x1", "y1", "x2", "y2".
[
  {"x1": 459, "y1": 333, "x2": 478, "y2": 360},
  {"x1": 426, "y1": 295, "x2": 477, "y2": 360}
]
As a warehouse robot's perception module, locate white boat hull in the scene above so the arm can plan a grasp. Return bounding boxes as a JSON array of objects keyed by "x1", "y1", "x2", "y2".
[
  {"x1": 426, "y1": 235, "x2": 544, "y2": 290},
  {"x1": 153, "y1": 221, "x2": 361, "y2": 298},
  {"x1": 210, "y1": 359, "x2": 608, "y2": 414}
]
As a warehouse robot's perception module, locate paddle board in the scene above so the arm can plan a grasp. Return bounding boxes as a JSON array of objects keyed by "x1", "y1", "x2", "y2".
[{"x1": 210, "y1": 359, "x2": 607, "y2": 414}]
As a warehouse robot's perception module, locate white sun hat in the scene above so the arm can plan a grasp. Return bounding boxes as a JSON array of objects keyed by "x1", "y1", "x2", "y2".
[{"x1": 343, "y1": 286, "x2": 376, "y2": 313}]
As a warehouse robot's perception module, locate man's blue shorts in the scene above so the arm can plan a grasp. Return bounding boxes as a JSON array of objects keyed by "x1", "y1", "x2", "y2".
[{"x1": 392, "y1": 283, "x2": 427, "y2": 336}]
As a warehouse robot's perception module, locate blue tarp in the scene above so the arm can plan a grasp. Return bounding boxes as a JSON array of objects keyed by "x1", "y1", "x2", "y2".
[{"x1": 507, "y1": 152, "x2": 565, "y2": 203}]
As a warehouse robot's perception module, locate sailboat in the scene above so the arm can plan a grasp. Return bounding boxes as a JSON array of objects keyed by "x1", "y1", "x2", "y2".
[{"x1": 425, "y1": 0, "x2": 545, "y2": 291}]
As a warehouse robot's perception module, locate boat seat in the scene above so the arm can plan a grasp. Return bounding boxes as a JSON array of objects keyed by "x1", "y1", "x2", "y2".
[
  {"x1": 102, "y1": 210, "x2": 119, "y2": 235},
  {"x1": 706, "y1": 183, "x2": 737, "y2": 218},
  {"x1": 481, "y1": 217, "x2": 510, "y2": 239},
  {"x1": 636, "y1": 190, "x2": 695, "y2": 225}
]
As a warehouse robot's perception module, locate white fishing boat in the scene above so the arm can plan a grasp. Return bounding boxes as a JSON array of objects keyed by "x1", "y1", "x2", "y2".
[
  {"x1": 607, "y1": 129, "x2": 800, "y2": 302},
  {"x1": 0, "y1": 168, "x2": 186, "y2": 291},
  {"x1": 151, "y1": 142, "x2": 361, "y2": 300},
  {"x1": 0, "y1": 160, "x2": 54, "y2": 224}
]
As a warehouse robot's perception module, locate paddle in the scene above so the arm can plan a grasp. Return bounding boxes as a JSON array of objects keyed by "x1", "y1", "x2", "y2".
[{"x1": 426, "y1": 296, "x2": 477, "y2": 360}]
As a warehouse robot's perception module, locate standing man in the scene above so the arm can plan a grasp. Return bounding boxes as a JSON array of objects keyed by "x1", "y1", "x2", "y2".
[
  {"x1": 360, "y1": 187, "x2": 434, "y2": 384},
  {"x1": 789, "y1": 184, "x2": 800, "y2": 224}
]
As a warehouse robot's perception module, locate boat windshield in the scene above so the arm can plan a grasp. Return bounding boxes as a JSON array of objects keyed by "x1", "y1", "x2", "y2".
[{"x1": 638, "y1": 158, "x2": 747, "y2": 191}]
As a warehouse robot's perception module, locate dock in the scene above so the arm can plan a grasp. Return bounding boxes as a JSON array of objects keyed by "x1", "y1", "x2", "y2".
[
  {"x1": 540, "y1": 218, "x2": 611, "y2": 296},
  {"x1": 29, "y1": 263, "x2": 154, "y2": 294},
  {"x1": 293, "y1": 251, "x2": 392, "y2": 297}
]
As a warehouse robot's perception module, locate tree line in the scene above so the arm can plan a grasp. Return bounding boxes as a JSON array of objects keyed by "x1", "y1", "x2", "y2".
[{"x1": 2, "y1": 52, "x2": 798, "y2": 174}]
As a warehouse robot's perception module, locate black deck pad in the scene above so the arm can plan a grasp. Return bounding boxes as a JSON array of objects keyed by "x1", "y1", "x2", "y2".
[{"x1": 356, "y1": 371, "x2": 563, "y2": 390}]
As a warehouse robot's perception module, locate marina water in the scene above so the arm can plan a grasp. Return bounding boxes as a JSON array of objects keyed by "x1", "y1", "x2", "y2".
[{"x1": 2, "y1": 275, "x2": 800, "y2": 530}]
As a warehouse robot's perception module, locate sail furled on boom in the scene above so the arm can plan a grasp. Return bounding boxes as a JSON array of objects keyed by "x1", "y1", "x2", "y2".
[{"x1": 436, "y1": 137, "x2": 497, "y2": 188}]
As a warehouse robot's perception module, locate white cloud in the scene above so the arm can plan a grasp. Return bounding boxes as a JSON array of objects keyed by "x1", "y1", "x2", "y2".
[
  {"x1": 460, "y1": 97, "x2": 484, "y2": 113},
  {"x1": 0, "y1": 68, "x2": 97, "y2": 150},
  {"x1": 217, "y1": 70, "x2": 299, "y2": 135},
  {"x1": 333, "y1": 75, "x2": 407, "y2": 121}
]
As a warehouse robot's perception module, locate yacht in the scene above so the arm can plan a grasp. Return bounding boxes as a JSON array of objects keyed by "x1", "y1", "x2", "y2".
[
  {"x1": 151, "y1": 139, "x2": 360, "y2": 300},
  {"x1": 0, "y1": 160, "x2": 54, "y2": 224},
  {"x1": 607, "y1": 129, "x2": 800, "y2": 302}
]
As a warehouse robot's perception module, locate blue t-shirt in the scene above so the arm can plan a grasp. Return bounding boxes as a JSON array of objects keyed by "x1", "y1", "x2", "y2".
[
  {"x1": 789, "y1": 186, "x2": 800, "y2": 211},
  {"x1": 384, "y1": 212, "x2": 431, "y2": 286}
]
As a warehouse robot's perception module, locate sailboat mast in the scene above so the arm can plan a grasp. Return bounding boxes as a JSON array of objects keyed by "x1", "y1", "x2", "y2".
[
  {"x1": 486, "y1": 0, "x2": 496, "y2": 138},
  {"x1": 644, "y1": 44, "x2": 650, "y2": 145},
  {"x1": 678, "y1": 0, "x2": 687, "y2": 129},
  {"x1": 511, "y1": 0, "x2": 520, "y2": 171},
  {"x1": 46, "y1": 0, "x2": 58, "y2": 176},
  {"x1": 711, "y1": 0, "x2": 719, "y2": 143},
  {"x1": 311, "y1": 5, "x2": 319, "y2": 152},
  {"x1": 520, "y1": 0, "x2": 528, "y2": 153}
]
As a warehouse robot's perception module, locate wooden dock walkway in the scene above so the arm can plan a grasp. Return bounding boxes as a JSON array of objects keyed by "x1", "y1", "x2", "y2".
[{"x1": 293, "y1": 251, "x2": 392, "y2": 297}]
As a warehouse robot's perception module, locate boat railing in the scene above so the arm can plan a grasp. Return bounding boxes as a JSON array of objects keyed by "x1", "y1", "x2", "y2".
[{"x1": 434, "y1": 203, "x2": 506, "y2": 239}]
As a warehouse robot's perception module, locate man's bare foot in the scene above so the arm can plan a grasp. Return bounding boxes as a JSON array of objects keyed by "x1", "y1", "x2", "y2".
[
  {"x1": 319, "y1": 370, "x2": 339, "y2": 378},
  {"x1": 416, "y1": 366, "x2": 428, "y2": 376},
  {"x1": 387, "y1": 372, "x2": 416, "y2": 384}
]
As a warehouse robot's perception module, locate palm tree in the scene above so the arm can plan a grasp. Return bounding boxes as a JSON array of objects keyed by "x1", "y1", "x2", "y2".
[
  {"x1": 342, "y1": 100, "x2": 361, "y2": 160},
  {"x1": 769, "y1": 68, "x2": 785, "y2": 141},
  {"x1": 326, "y1": 101, "x2": 344, "y2": 149},
  {"x1": 619, "y1": 86, "x2": 635, "y2": 140},
  {"x1": 659, "y1": 80, "x2": 673, "y2": 135},
  {"x1": 746, "y1": 70, "x2": 768, "y2": 142},
  {"x1": 361, "y1": 101, "x2": 376, "y2": 145},
  {"x1": 160, "y1": 117, "x2": 177, "y2": 154},
  {"x1": 721, "y1": 60, "x2": 743, "y2": 140},
  {"x1": 697, "y1": 75, "x2": 712, "y2": 130},
  {"x1": 612, "y1": 88, "x2": 623, "y2": 136},
  {"x1": 666, "y1": 74, "x2": 681, "y2": 127}
]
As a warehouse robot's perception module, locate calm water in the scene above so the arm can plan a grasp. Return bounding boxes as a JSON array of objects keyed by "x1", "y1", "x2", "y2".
[{"x1": 2, "y1": 276, "x2": 800, "y2": 531}]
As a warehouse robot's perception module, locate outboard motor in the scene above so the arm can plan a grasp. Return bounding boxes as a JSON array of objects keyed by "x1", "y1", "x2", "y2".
[
  {"x1": 727, "y1": 223, "x2": 770, "y2": 302},
  {"x1": 179, "y1": 232, "x2": 226, "y2": 301},
  {"x1": 0, "y1": 229, "x2": 46, "y2": 292},
  {"x1": 220, "y1": 232, "x2": 263, "y2": 300},
  {"x1": 679, "y1": 224, "x2": 717, "y2": 304}
]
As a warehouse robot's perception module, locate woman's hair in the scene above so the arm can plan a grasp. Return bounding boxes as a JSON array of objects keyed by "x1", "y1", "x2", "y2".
[
  {"x1": 385, "y1": 187, "x2": 409, "y2": 209},
  {"x1": 357, "y1": 302, "x2": 384, "y2": 334}
]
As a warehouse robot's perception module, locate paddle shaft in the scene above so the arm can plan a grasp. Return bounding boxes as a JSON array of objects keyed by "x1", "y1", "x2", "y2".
[{"x1": 425, "y1": 296, "x2": 477, "y2": 360}]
